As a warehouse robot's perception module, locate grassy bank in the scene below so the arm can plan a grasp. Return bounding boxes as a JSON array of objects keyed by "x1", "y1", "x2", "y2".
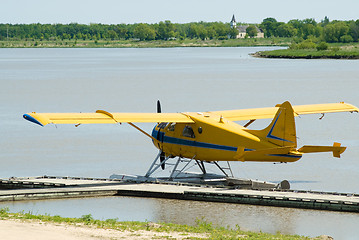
[
  {"x1": 0, "y1": 207, "x2": 319, "y2": 239},
  {"x1": 255, "y1": 43, "x2": 359, "y2": 59},
  {"x1": 0, "y1": 38, "x2": 291, "y2": 48}
]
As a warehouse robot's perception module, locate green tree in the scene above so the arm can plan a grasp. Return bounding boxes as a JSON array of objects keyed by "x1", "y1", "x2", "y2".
[
  {"x1": 246, "y1": 25, "x2": 257, "y2": 38},
  {"x1": 323, "y1": 22, "x2": 350, "y2": 42},
  {"x1": 188, "y1": 24, "x2": 199, "y2": 39},
  {"x1": 212, "y1": 22, "x2": 230, "y2": 39},
  {"x1": 197, "y1": 24, "x2": 207, "y2": 40},
  {"x1": 287, "y1": 19, "x2": 321, "y2": 39},
  {"x1": 302, "y1": 23, "x2": 320, "y2": 39},
  {"x1": 115, "y1": 26, "x2": 128, "y2": 39},
  {"x1": 316, "y1": 42, "x2": 328, "y2": 51},
  {"x1": 260, "y1": 17, "x2": 277, "y2": 37},
  {"x1": 107, "y1": 30, "x2": 118, "y2": 40},
  {"x1": 133, "y1": 24, "x2": 156, "y2": 41},
  {"x1": 76, "y1": 32, "x2": 83, "y2": 40},
  {"x1": 296, "y1": 39, "x2": 316, "y2": 49},
  {"x1": 206, "y1": 26, "x2": 218, "y2": 39},
  {"x1": 157, "y1": 20, "x2": 175, "y2": 40},
  {"x1": 321, "y1": 16, "x2": 330, "y2": 26},
  {"x1": 228, "y1": 27, "x2": 239, "y2": 39},
  {"x1": 276, "y1": 24, "x2": 297, "y2": 37},
  {"x1": 62, "y1": 33, "x2": 71, "y2": 40},
  {"x1": 340, "y1": 35, "x2": 353, "y2": 43},
  {"x1": 349, "y1": 20, "x2": 359, "y2": 42}
]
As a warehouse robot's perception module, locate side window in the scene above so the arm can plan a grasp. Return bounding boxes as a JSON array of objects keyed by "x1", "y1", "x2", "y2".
[
  {"x1": 158, "y1": 122, "x2": 168, "y2": 129},
  {"x1": 167, "y1": 123, "x2": 176, "y2": 131},
  {"x1": 182, "y1": 125, "x2": 195, "y2": 138}
]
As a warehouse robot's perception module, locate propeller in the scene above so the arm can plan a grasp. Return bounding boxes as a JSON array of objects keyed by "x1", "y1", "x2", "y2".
[
  {"x1": 157, "y1": 100, "x2": 165, "y2": 170},
  {"x1": 157, "y1": 100, "x2": 161, "y2": 113},
  {"x1": 160, "y1": 151, "x2": 166, "y2": 170}
]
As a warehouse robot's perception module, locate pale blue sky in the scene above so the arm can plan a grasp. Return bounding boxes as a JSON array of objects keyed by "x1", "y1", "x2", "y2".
[{"x1": 1, "y1": 0, "x2": 358, "y2": 24}]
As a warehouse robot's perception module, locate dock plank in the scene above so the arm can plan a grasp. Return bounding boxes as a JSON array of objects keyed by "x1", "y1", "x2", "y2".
[{"x1": 0, "y1": 177, "x2": 358, "y2": 213}]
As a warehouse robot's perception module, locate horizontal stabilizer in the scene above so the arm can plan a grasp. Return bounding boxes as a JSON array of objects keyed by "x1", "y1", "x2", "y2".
[{"x1": 298, "y1": 142, "x2": 346, "y2": 158}]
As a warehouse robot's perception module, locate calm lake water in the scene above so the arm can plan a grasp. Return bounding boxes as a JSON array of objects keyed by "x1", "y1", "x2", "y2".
[{"x1": 1, "y1": 47, "x2": 359, "y2": 238}]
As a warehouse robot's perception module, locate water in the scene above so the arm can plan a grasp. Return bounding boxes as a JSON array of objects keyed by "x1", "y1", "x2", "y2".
[
  {"x1": 1, "y1": 196, "x2": 359, "y2": 239},
  {"x1": 1, "y1": 47, "x2": 359, "y2": 238}
]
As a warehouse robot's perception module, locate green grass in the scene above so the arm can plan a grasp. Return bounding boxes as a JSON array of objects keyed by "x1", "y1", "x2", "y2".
[
  {"x1": 255, "y1": 43, "x2": 359, "y2": 59},
  {"x1": 0, "y1": 207, "x2": 318, "y2": 239},
  {"x1": 0, "y1": 37, "x2": 292, "y2": 48}
]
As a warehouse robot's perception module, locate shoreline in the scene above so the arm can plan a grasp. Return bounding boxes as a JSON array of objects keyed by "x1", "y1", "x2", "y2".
[
  {"x1": 253, "y1": 44, "x2": 359, "y2": 59},
  {"x1": 0, "y1": 38, "x2": 290, "y2": 48},
  {"x1": 252, "y1": 51, "x2": 359, "y2": 59},
  {"x1": 0, "y1": 209, "x2": 325, "y2": 240}
]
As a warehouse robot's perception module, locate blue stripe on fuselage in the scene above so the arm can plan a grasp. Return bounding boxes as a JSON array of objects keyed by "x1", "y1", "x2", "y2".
[
  {"x1": 151, "y1": 128, "x2": 250, "y2": 152},
  {"x1": 268, "y1": 154, "x2": 302, "y2": 159},
  {"x1": 151, "y1": 129, "x2": 301, "y2": 160}
]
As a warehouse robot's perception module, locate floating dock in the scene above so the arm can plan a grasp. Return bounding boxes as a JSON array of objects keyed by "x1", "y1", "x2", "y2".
[{"x1": 0, "y1": 176, "x2": 358, "y2": 213}]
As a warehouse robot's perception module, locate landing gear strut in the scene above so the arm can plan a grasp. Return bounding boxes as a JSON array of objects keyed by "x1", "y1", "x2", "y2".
[{"x1": 144, "y1": 154, "x2": 234, "y2": 181}]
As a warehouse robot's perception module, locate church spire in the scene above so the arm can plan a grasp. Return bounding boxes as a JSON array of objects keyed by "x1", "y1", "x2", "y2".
[
  {"x1": 231, "y1": 14, "x2": 236, "y2": 23},
  {"x1": 230, "y1": 14, "x2": 237, "y2": 28}
]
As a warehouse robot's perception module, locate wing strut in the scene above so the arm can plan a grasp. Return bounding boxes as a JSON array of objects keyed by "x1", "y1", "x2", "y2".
[
  {"x1": 244, "y1": 119, "x2": 256, "y2": 128},
  {"x1": 97, "y1": 109, "x2": 156, "y2": 141},
  {"x1": 127, "y1": 122, "x2": 157, "y2": 141}
]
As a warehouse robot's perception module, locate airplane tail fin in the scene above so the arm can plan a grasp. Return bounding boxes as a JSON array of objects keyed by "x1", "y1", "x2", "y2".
[
  {"x1": 247, "y1": 101, "x2": 297, "y2": 148},
  {"x1": 298, "y1": 142, "x2": 346, "y2": 158}
]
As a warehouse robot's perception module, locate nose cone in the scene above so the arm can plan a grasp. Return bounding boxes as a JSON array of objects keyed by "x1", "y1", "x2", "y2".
[
  {"x1": 151, "y1": 125, "x2": 161, "y2": 150},
  {"x1": 151, "y1": 125, "x2": 158, "y2": 139}
]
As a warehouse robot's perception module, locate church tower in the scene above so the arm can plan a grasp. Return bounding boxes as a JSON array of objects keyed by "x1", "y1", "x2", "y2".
[{"x1": 230, "y1": 14, "x2": 237, "y2": 28}]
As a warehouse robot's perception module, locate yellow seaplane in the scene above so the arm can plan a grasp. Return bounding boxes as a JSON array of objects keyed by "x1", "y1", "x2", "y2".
[{"x1": 24, "y1": 101, "x2": 358, "y2": 180}]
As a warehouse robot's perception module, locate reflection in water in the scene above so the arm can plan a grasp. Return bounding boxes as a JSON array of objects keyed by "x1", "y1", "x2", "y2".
[
  {"x1": 0, "y1": 196, "x2": 358, "y2": 239},
  {"x1": 155, "y1": 199, "x2": 297, "y2": 234}
]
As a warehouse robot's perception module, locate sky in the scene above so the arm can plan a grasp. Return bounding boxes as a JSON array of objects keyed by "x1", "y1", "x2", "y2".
[{"x1": 1, "y1": 0, "x2": 358, "y2": 24}]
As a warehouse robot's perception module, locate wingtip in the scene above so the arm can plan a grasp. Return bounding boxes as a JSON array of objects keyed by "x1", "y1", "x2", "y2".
[
  {"x1": 340, "y1": 102, "x2": 359, "y2": 113},
  {"x1": 23, "y1": 113, "x2": 44, "y2": 127}
]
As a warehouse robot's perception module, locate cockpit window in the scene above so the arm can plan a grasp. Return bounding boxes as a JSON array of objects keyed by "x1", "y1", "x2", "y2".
[
  {"x1": 158, "y1": 122, "x2": 168, "y2": 129},
  {"x1": 168, "y1": 123, "x2": 176, "y2": 131},
  {"x1": 182, "y1": 125, "x2": 195, "y2": 138}
]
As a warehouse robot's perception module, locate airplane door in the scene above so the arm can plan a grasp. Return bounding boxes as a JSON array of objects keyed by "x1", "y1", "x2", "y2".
[
  {"x1": 156, "y1": 122, "x2": 167, "y2": 147},
  {"x1": 180, "y1": 125, "x2": 197, "y2": 158}
]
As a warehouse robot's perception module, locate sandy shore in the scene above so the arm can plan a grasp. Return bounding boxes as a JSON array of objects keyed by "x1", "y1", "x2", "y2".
[{"x1": 0, "y1": 219, "x2": 207, "y2": 240}]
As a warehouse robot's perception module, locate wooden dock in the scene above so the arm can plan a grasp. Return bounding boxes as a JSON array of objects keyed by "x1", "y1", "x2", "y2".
[{"x1": 0, "y1": 176, "x2": 358, "y2": 213}]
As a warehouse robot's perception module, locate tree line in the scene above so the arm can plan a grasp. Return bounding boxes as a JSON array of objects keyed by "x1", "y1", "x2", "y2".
[
  {"x1": 0, "y1": 17, "x2": 358, "y2": 43},
  {"x1": 260, "y1": 17, "x2": 359, "y2": 43},
  {"x1": 0, "y1": 21, "x2": 238, "y2": 41}
]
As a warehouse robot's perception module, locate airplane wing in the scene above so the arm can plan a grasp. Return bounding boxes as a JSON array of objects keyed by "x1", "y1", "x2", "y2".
[
  {"x1": 23, "y1": 111, "x2": 194, "y2": 127},
  {"x1": 24, "y1": 102, "x2": 358, "y2": 126},
  {"x1": 210, "y1": 102, "x2": 359, "y2": 121}
]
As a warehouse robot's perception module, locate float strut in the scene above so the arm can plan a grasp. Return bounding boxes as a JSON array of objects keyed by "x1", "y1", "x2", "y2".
[{"x1": 195, "y1": 160, "x2": 206, "y2": 174}]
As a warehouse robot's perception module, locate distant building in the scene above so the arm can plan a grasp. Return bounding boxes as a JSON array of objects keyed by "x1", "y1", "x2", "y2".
[{"x1": 230, "y1": 14, "x2": 264, "y2": 39}]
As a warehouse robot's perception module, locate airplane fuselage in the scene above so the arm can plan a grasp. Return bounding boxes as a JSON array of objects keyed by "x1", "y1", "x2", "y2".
[{"x1": 151, "y1": 112, "x2": 302, "y2": 163}]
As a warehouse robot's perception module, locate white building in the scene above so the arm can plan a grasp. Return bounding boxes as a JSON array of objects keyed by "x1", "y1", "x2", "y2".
[{"x1": 230, "y1": 15, "x2": 264, "y2": 39}]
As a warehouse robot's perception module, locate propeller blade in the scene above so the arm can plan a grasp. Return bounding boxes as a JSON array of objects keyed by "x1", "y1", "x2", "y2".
[
  {"x1": 160, "y1": 151, "x2": 165, "y2": 170},
  {"x1": 157, "y1": 100, "x2": 161, "y2": 113},
  {"x1": 157, "y1": 100, "x2": 165, "y2": 169}
]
